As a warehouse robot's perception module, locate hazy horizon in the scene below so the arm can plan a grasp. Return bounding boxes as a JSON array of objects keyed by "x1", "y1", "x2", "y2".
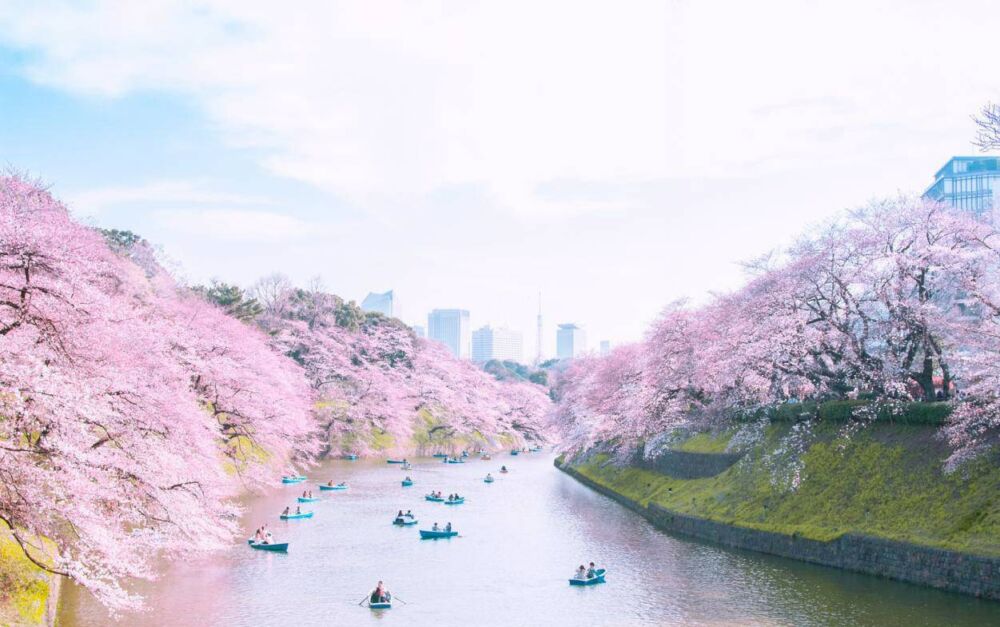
[{"x1": 2, "y1": 0, "x2": 998, "y2": 357}]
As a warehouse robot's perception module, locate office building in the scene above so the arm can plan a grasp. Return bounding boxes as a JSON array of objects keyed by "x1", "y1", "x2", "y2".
[
  {"x1": 361, "y1": 290, "x2": 396, "y2": 317},
  {"x1": 412, "y1": 325, "x2": 426, "y2": 339},
  {"x1": 472, "y1": 325, "x2": 523, "y2": 362},
  {"x1": 924, "y1": 156, "x2": 1000, "y2": 218},
  {"x1": 428, "y1": 309, "x2": 471, "y2": 358},
  {"x1": 556, "y1": 323, "x2": 586, "y2": 359}
]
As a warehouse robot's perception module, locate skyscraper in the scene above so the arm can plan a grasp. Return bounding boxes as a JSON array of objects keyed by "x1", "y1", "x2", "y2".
[
  {"x1": 428, "y1": 309, "x2": 471, "y2": 358},
  {"x1": 361, "y1": 290, "x2": 396, "y2": 317},
  {"x1": 923, "y1": 156, "x2": 1000, "y2": 219},
  {"x1": 472, "y1": 325, "x2": 523, "y2": 362},
  {"x1": 412, "y1": 325, "x2": 426, "y2": 339},
  {"x1": 556, "y1": 323, "x2": 586, "y2": 360}
]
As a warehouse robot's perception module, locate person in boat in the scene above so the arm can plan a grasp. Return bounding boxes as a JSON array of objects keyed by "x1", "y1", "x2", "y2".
[
  {"x1": 302, "y1": 490, "x2": 308, "y2": 498},
  {"x1": 500, "y1": 465, "x2": 508, "y2": 472},
  {"x1": 404, "y1": 476, "x2": 412, "y2": 482},
  {"x1": 338, "y1": 482, "x2": 346, "y2": 487},
  {"x1": 587, "y1": 562, "x2": 597, "y2": 578},
  {"x1": 405, "y1": 510, "x2": 413, "y2": 518},
  {"x1": 574, "y1": 565, "x2": 587, "y2": 580},
  {"x1": 486, "y1": 473, "x2": 493, "y2": 480},
  {"x1": 327, "y1": 480, "x2": 334, "y2": 486},
  {"x1": 254, "y1": 526, "x2": 264, "y2": 542},
  {"x1": 308, "y1": 490, "x2": 313, "y2": 498},
  {"x1": 282, "y1": 506, "x2": 290, "y2": 516},
  {"x1": 445, "y1": 522, "x2": 452, "y2": 532},
  {"x1": 371, "y1": 581, "x2": 389, "y2": 604},
  {"x1": 432, "y1": 522, "x2": 440, "y2": 531},
  {"x1": 295, "y1": 506, "x2": 302, "y2": 515}
]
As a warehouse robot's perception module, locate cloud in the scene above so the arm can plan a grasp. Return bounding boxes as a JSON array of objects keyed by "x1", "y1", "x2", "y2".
[
  {"x1": 151, "y1": 208, "x2": 311, "y2": 243},
  {"x1": 67, "y1": 180, "x2": 270, "y2": 217},
  {"x1": 2, "y1": 0, "x2": 999, "y2": 221}
]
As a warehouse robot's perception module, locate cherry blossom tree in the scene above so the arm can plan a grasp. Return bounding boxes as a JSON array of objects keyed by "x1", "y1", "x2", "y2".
[{"x1": 0, "y1": 176, "x2": 315, "y2": 610}]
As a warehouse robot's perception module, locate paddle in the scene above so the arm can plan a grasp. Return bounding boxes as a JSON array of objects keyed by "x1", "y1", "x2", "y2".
[
  {"x1": 393, "y1": 596, "x2": 408, "y2": 605},
  {"x1": 358, "y1": 595, "x2": 369, "y2": 606}
]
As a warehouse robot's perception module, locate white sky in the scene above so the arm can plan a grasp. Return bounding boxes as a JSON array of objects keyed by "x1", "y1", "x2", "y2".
[{"x1": 1, "y1": 0, "x2": 999, "y2": 359}]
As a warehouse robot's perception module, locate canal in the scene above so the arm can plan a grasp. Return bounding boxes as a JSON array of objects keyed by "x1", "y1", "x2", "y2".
[{"x1": 60, "y1": 453, "x2": 1000, "y2": 626}]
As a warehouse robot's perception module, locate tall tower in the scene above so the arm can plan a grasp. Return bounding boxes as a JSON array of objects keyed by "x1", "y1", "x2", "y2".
[{"x1": 535, "y1": 291, "x2": 543, "y2": 364}]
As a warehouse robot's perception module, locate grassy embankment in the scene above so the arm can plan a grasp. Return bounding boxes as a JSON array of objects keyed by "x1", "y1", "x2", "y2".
[
  {"x1": 0, "y1": 522, "x2": 57, "y2": 626},
  {"x1": 566, "y1": 402, "x2": 1000, "y2": 556},
  {"x1": 330, "y1": 406, "x2": 520, "y2": 457}
]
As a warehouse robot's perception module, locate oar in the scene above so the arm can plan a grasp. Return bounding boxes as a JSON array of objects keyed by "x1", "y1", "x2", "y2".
[
  {"x1": 358, "y1": 595, "x2": 370, "y2": 606},
  {"x1": 393, "y1": 596, "x2": 408, "y2": 605}
]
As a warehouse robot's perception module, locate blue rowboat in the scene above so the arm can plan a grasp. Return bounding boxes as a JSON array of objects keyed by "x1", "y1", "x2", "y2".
[
  {"x1": 297, "y1": 496, "x2": 319, "y2": 503},
  {"x1": 484, "y1": 477, "x2": 495, "y2": 483},
  {"x1": 432, "y1": 453, "x2": 448, "y2": 458},
  {"x1": 444, "y1": 497, "x2": 465, "y2": 505},
  {"x1": 247, "y1": 539, "x2": 288, "y2": 552},
  {"x1": 419, "y1": 529, "x2": 458, "y2": 539},
  {"x1": 369, "y1": 601, "x2": 392, "y2": 609},
  {"x1": 569, "y1": 569, "x2": 606, "y2": 586},
  {"x1": 281, "y1": 475, "x2": 306, "y2": 484},
  {"x1": 425, "y1": 495, "x2": 444, "y2": 502},
  {"x1": 280, "y1": 511, "x2": 314, "y2": 520},
  {"x1": 393, "y1": 517, "x2": 418, "y2": 526},
  {"x1": 386, "y1": 459, "x2": 406, "y2": 464},
  {"x1": 510, "y1": 450, "x2": 519, "y2": 456},
  {"x1": 318, "y1": 483, "x2": 348, "y2": 491},
  {"x1": 344, "y1": 454, "x2": 358, "y2": 460},
  {"x1": 402, "y1": 479, "x2": 413, "y2": 487},
  {"x1": 446, "y1": 459, "x2": 464, "y2": 464}
]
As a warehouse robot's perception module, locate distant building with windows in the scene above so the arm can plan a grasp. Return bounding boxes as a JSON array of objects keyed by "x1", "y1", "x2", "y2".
[
  {"x1": 361, "y1": 290, "x2": 396, "y2": 317},
  {"x1": 923, "y1": 156, "x2": 1000, "y2": 218},
  {"x1": 428, "y1": 309, "x2": 471, "y2": 358},
  {"x1": 556, "y1": 323, "x2": 586, "y2": 360},
  {"x1": 412, "y1": 324, "x2": 426, "y2": 339},
  {"x1": 472, "y1": 325, "x2": 523, "y2": 362}
]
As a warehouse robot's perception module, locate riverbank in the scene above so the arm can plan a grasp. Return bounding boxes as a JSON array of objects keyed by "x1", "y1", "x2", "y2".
[
  {"x1": 556, "y1": 420, "x2": 1000, "y2": 600},
  {"x1": 0, "y1": 524, "x2": 60, "y2": 626}
]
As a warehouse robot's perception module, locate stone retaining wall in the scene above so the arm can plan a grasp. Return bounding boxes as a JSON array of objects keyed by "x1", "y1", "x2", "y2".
[{"x1": 557, "y1": 459, "x2": 1000, "y2": 600}]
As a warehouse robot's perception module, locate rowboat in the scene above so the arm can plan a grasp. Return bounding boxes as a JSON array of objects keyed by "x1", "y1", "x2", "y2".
[
  {"x1": 569, "y1": 568, "x2": 606, "y2": 586},
  {"x1": 402, "y1": 479, "x2": 413, "y2": 487},
  {"x1": 425, "y1": 495, "x2": 444, "y2": 502},
  {"x1": 432, "y1": 453, "x2": 448, "y2": 458},
  {"x1": 247, "y1": 539, "x2": 288, "y2": 552},
  {"x1": 386, "y1": 459, "x2": 406, "y2": 464},
  {"x1": 281, "y1": 475, "x2": 306, "y2": 484},
  {"x1": 446, "y1": 458, "x2": 464, "y2": 464},
  {"x1": 444, "y1": 497, "x2": 465, "y2": 505},
  {"x1": 344, "y1": 454, "x2": 358, "y2": 460},
  {"x1": 484, "y1": 477, "x2": 495, "y2": 483},
  {"x1": 510, "y1": 450, "x2": 519, "y2": 456},
  {"x1": 297, "y1": 496, "x2": 320, "y2": 502},
  {"x1": 393, "y1": 516, "x2": 418, "y2": 526},
  {"x1": 369, "y1": 601, "x2": 392, "y2": 609},
  {"x1": 280, "y1": 511, "x2": 314, "y2": 520},
  {"x1": 419, "y1": 529, "x2": 458, "y2": 539},
  {"x1": 319, "y1": 483, "x2": 348, "y2": 491}
]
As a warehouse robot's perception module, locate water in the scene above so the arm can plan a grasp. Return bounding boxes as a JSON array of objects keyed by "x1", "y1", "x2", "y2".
[{"x1": 61, "y1": 453, "x2": 1000, "y2": 626}]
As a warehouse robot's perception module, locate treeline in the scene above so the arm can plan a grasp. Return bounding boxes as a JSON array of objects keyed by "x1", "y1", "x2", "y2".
[
  {"x1": 550, "y1": 196, "x2": 1000, "y2": 468},
  {"x1": 0, "y1": 176, "x2": 550, "y2": 611}
]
